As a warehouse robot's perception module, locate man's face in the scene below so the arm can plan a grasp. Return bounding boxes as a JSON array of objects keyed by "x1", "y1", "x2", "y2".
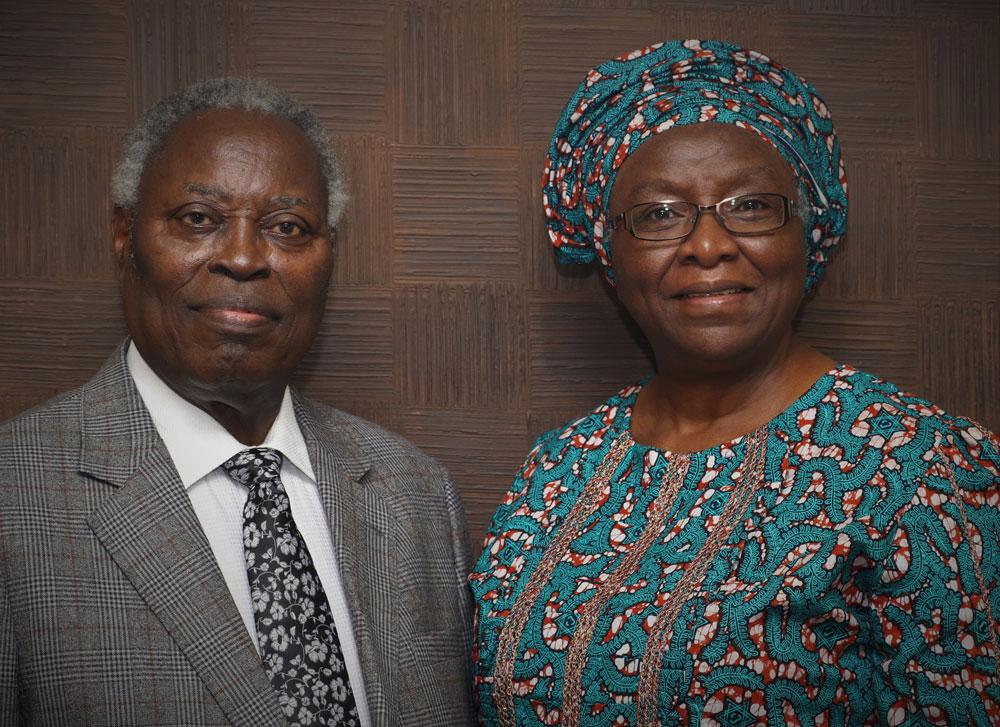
[{"x1": 114, "y1": 108, "x2": 334, "y2": 407}]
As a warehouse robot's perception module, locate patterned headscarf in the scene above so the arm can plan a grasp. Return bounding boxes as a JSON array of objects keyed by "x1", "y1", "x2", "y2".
[{"x1": 542, "y1": 39, "x2": 848, "y2": 291}]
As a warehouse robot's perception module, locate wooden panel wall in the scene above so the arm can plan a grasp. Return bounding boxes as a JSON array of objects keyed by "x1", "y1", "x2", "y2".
[{"x1": 1, "y1": 0, "x2": 997, "y2": 549}]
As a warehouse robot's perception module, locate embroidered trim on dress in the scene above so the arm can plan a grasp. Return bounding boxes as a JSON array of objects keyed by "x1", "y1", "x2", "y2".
[
  {"x1": 560, "y1": 443, "x2": 691, "y2": 727},
  {"x1": 946, "y1": 459, "x2": 1000, "y2": 680},
  {"x1": 492, "y1": 432, "x2": 634, "y2": 727},
  {"x1": 635, "y1": 424, "x2": 769, "y2": 725}
]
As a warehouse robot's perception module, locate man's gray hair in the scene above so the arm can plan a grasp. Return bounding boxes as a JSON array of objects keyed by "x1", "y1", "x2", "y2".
[{"x1": 111, "y1": 77, "x2": 347, "y2": 227}]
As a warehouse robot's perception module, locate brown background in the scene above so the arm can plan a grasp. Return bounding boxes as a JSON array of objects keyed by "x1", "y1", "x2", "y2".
[{"x1": 1, "y1": 0, "x2": 998, "y2": 550}]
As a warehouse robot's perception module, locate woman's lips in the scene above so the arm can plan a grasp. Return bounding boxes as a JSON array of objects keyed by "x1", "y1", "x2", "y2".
[
  {"x1": 672, "y1": 281, "x2": 754, "y2": 301},
  {"x1": 675, "y1": 287, "x2": 749, "y2": 299}
]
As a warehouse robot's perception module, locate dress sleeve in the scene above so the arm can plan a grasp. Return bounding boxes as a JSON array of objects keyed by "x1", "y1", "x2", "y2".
[
  {"x1": 470, "y1": 431, "x2": 552, "y2": 597},
  {"x1": 868, "y1": 420, "x2": 1000, "y2": 725}
]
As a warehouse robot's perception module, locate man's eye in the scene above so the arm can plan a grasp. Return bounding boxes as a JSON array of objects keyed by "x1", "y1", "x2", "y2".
[
  {"x1": 267, "y1": 220, "x2": 308, "y2": 238},
  {"x1": 180, "y1": 211, "x2": 214, "y2": 226}
]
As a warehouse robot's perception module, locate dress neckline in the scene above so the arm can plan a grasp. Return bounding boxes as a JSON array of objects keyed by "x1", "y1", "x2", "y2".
[{"x1": 617, "y1": 363, "x2": 852, "y2": 458}]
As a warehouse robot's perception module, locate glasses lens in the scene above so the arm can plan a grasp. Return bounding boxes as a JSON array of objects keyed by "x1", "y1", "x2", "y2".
[
  {"x1": 629, "y1": 202, "x2": 696, "y2": 240},
  {"x1": 720, "y1": 194, "x2": 787, "y2": 233}
]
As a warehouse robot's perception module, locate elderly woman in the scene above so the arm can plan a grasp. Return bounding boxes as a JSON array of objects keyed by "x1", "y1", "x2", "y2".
[{"x1": 471, "y1": 40, "x2": 999, "y2": 726}]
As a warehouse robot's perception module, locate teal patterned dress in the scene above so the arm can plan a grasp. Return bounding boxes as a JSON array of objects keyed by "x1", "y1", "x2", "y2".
[{"x1": 471, "y1": 366, "x2": 1000, "y2": 726}]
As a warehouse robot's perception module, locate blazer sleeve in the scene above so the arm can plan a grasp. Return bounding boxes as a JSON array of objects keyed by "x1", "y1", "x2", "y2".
[
  {"x1": 0, "y1": 568, "x2": 20, "y2": 724},
  {"x1": 444, "y1": 473, "x2": 477, "y2": 725}
]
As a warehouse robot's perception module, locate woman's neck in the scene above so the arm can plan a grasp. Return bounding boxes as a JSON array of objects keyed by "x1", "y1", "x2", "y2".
[{"x1": 629, "y1": 339, "x2": 835, "y2": 452}]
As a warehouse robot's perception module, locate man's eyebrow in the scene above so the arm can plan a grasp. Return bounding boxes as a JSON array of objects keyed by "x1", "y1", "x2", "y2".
[
  {"x1": 183, "y1": 182, "x2": 231, "y2": 200},
  {"x1": 269, "y1": 195, "x2": 311, "y2": 208}
]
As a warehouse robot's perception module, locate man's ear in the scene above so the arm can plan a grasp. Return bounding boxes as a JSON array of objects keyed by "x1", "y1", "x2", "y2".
[{"x1": 112, "y1": 206, "x2": 131, "y2": 267}]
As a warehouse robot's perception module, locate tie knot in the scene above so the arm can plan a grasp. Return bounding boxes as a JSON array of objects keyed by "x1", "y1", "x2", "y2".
[{"x1": 221, "y1": 447, "x2": 284, "y2": 487}]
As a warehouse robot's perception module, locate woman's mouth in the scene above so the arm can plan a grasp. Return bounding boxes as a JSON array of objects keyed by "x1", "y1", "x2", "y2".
[{"x1": 676, "y1": 287, "x2": 749, "y2": 299}]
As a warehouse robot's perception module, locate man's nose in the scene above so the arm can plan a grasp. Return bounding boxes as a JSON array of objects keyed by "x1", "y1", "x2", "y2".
[
  {"x1": 676, "y1": 210, "x2": 739, "y2": 266},
  {"x1": 208, "y1": 218, "x2": 270, "y2": 280}
]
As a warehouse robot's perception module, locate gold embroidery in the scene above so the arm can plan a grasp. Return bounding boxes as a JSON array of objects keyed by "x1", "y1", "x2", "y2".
[
  {"x1": 492, "y1": 424, "x2": 768, "y2": 725},
  {"x1": 946, "y1": 459, "x2": 1000, "y2": 681},
  {"x1": 560, "y1": 448, "x2": 690, "y2": 727},
  {"x1": 492, "y1": 433, "x2": 634, "y2": 727},
  {"x1": 635, "y1": 424, "x2": 768, "y2": 725}
]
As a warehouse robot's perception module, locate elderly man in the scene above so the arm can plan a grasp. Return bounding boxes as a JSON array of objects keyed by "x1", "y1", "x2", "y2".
[{"x1": 0, "y1": 79, "x2": 473, "y2": 726}]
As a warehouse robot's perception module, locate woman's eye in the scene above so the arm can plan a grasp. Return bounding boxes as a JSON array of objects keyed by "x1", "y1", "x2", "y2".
[
  {"x1": 643, "y1": 205, "x2": 681, "y2": 222},
  {"x1": 735, "y1": 196, "x2": 771, "y2": 211}
]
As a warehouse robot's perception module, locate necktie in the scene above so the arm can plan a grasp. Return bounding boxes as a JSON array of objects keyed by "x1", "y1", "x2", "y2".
[{"x1": 222, "y1": 447, "x2": 360, "y2": 726}]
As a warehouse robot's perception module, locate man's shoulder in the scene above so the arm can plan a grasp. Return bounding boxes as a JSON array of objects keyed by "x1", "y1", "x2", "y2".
[
  {"x1": 2, "y1": 346, "x2": 131, "y2": 449},
  {"x1": 0, "y1": 385, "x2": 86, "y2": 444},
  {"x1": 294, "y1": 395, "x2": 448, "y2": 481}
]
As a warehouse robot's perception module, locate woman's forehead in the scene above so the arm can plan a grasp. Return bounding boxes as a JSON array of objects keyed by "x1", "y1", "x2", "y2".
[{"x1": 611, "y1": 124, "x2": 797, "y2": 202}]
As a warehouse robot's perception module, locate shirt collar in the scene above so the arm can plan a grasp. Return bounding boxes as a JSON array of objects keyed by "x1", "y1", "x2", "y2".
[{"x1": 126, "y1": 341, "x2": 316, "y2": 488}]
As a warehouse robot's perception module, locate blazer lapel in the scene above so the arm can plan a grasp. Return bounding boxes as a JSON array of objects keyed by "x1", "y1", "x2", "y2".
[
  {"x1": 295, "y1": 395, "x2": 401, "y2": 727},
  {"x1": 79, "y1": 345, "x2": 284, "y2": 726}
]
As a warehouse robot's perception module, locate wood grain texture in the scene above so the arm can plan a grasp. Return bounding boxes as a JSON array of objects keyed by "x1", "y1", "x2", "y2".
[
  {"x1": 910, "y1": 160, "x2": 1000, "y2": 296},
  {"x1": 295, "y1": 286, "x2": 394, "y2": 404},
  {"x1": 517, "y1": 5, "x2": 660, "y2": 143},
  {"x1": 1, "y1": 1, "x2": 997, "y2": 552},
  {"x1": 659, "y1": 1, "x2": 773, "y2": 55},
  {"x1": 0, "y1": 128, "x2": 122, "y2": 279},
  {"x1": 915, "y1": 17, "x2": 1000, "y2": 161},
  {"x1": 788, "y1": 0, "x2": 912, "y2": 14},
  {"x1": 918, "y1": 299, "x2": 999, "y2": 427},
  {"x1": 247, "y1": 0, "x2": 388, "y2": 134},
  {"x1": 126, "y1": 0, "x2": 250, "y2": 122},
  {"x1": 390, "y1": 0, "x2": 517, "y2": 145},
  {"x1": 0, "y1": 0, "x2": 128, "y2": 129},
  {"x1": 395, "y1": 282, "x2": 526, "y2": 408},
  {"x1": 527, "y1": 289, "x2": 653, "y2": 407},
  {"x1": 773, "y1": 14, "x2": 915, "y2": 152},
  {"x1": 0, "y1": 280, "x2": 124, "y2": 400},
  {"x1": 821, "y1": 151, "x2": 909, "y2": 298},
  {"x1": 392, "y1": 146, "x2": 522, "y2": 281},
  {"x1": 330, "y1": 135, "x2": 393, "y2": 285},
  {"x1": 794, "y1": 297, "x2": 919, "y2": 390},
  {"x1": 395, "y1": 407, "x2": 530, "y2": 541}
]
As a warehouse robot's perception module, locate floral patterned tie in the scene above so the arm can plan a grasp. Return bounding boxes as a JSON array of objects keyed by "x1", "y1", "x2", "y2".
[{"x1": 221, "y1": 447, "x2": 360, "y2": 726}]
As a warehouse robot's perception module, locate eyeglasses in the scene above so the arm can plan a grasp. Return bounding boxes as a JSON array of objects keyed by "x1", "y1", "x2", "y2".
[{"x1": 606, "y1": 193, "x2": 798, "y2": 242}]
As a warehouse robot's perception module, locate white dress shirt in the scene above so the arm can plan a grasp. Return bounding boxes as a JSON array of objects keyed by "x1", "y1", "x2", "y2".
[{"x1": 126, "y1": 343, "x2": 371, "y2": 726}]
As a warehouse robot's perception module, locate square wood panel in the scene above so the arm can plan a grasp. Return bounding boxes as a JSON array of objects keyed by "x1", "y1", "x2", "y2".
[
  {"x1": 0, "y1": 129, "x2": 122, "y2": 279},
  {"x1": 392, "y1": 146, "x2": 522, "y2": 281}
]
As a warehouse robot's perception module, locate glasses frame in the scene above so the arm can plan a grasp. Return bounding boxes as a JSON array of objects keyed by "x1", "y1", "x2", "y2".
[{"x1": 606, "y1": 193, "x2": 798, "y2": 242}]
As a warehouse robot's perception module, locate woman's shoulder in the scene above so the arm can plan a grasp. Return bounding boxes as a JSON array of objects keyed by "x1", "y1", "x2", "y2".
[
  {"x1": 480, "y1": 383, "x2": 642, "y2": 536},
  {"x1": 812, "y1": 365, "x2": 999, "y2": 486},
  {"x1": 526, "y1": 381, "x2": 642, "y2": 463}
]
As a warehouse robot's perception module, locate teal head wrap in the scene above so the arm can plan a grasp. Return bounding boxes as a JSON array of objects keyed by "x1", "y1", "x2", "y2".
[{"x1": 542, "y1": 39, "x2": 848, "y2": 291}]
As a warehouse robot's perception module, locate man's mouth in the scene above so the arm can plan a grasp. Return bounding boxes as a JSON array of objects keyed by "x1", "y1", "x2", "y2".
[
  {"x1": 191, "y1": 299, "x2": 279, "y2": 328},
  {"x1": 200, "y1": 308, "x2": 272, "y2": 326}
]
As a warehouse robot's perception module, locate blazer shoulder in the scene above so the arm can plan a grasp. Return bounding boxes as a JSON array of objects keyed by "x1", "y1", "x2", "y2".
[
  {"x1": 296, "y1": 396, "x2": 449, "y2": 482},
  {"x1": 0, "y1": 386, "x2": 85, "y2": 455},
  {"x1": 1, "y1": 385, "x2": 85, "y2": 431}
]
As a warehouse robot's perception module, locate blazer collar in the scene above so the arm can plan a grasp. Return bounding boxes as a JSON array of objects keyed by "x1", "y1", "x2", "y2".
[
  {"x1": 79, "y1": 343, "x2": 397, "y2": 726},
  {"x1": 80, "y1": 342, "x2": 285, "y2": 724},
  {"x1": 78, "y1": 341, "x2": 161, "y2": 487},
  {"x1": 292, "y1": 394, "x2": 401, "y2": 726}
]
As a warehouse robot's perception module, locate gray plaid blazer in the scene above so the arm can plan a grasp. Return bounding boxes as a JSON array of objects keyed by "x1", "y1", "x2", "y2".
[{"x1": 0, "y1": 344, "x2": 475, "y2": 726}]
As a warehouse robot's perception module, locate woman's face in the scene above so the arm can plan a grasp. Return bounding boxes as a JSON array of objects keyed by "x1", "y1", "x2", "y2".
[{"x1": 607, "y1": 123, "x2": 807, "y2": 373}]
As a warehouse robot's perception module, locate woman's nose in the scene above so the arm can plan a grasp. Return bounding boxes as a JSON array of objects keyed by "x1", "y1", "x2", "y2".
[{"x1": 677, "y1": 210, "x2": 739, "y2": 266}]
